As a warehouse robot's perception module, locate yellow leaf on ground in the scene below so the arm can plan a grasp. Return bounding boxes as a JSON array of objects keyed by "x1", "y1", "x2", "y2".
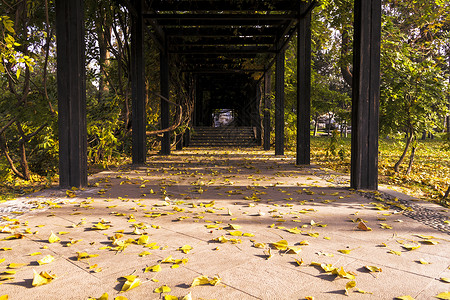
[
  {"x1": 0, "y1": 258, "x2": 5, "y2": 264},
  {"x1": 0, "y1": 248, "x2": 12, "y2": 251},
  {"x1": 136, "y1": 235, "x2": 149, "y2": 245},
  {"x1": 32, "y1": 270, "x2": 56, "y2": 286},
  {"x1": 357, "y1": 221, "x2": 372, "y2": 231},
  {"x1": 145, "y1": 264, "x2": 162, "y2": 273},
  {"x1": 154, "y1": 285, "x2": 171, "y2": 293},
  {"x1": 164, "y1": 295, "x2": 178, "y2": 300},
  {"x1": 88, "y1": 293, "x2": 108, "y2": 300},
  {"x1": 77, "y1": 252, "x2": 99, "y2": 260},
  {"x1": 402, "y1": 244, "x2": 421, "y2": 251},
  {"x1": 436, "y1": 292, "x2": 450, "y2": 300},
  {"x1": 388, "y1": 250, "x2": 402, "y2": 256},
  {"x1": 179, "y1": 245, "x2": 193, "y2": 254},
  {"x1": 0, "y1": 295, "x2": 8, "y2": 300},
  {"x1": 48, "y1": 231, "x2": 60, "y2": 243},
  {"x1": 191, "y1": 275, "x2": 221, "y2": 287},
  {"x1": 37, "y1": 255, "x2": 55, "y2": 265},
  {"x1": 115, "y1": 296, "x2": 128, "y2": 300},
  {"x1": 229, "y1": 231, "x2": 242, "y2": 236},
  {"x1": 365, "y1": 265, "x2": 382, "y2": 272},
  {"x1": 395, "y1": 296, "x2": 415, "y2": 300},
  {"x1": 29, "y1": 252, "x2": 41, "y2": 256},
  {"x1": 139, "y1": 251, "x2": 152, "y2": 257},
  {"x1": 338, "y1": 249, "x2": 352, "y2": 254},
  {"x1": 345, "y1": 280, "x2": 356, "y2": 295},
  {"x1": 8, "y1": 263, "x2": 26, "y2": 269},
  {"x1": 355, "y1": 288, "x2": 373, "y2": 294},
  {"x1": 181, "y1": 292, "x2": 192, "y2": 300},
  {"x1": 121, "y1": 277, "x2": 140, "y2": 292},
  {"x1": 440, "y1": 277, "x2": 450, "y2": 283},
  {"x1": 227, "y1": 224, "x2": 241, "y2": 230},
  {"x1": 271, "y1": 240, "x2": 288, "y2": 250},
  {"x1": 92, "y1": 223, "x2": 110, "y2": 230},
  {"x1": 418, "y1": 258, "x2": 431, "y2": 265}
]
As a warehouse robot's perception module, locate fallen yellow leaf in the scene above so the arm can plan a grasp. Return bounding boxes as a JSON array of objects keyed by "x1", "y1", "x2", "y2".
[
  {"x1": 191, "y1": 275, "x2": 221, "y2": 287},
  {"x1": 37, "y1": 255, "x2": 55, "y2": 265},
  {"x1": 436, "y1": 292, "x2": 450, "y2": 300},
  {"x1": 48, "y1": 231, "x2": 60, "y2": 243},
  {"x1": 32, "y1": 270, "x2": 57, "y2": 286},
  {"x1": 395, "y1": 296, "x2": 415, "y2": 300},
  {"x1": 144, "y1": 264, "x2": 162, "y2": 273},
  {"x1": 154, "y1": 285, "x2": 171, "y2": 293},
  {"x1": 179, "y1": 245, "x2": 193, "y2": 254},
  {"x1": 121, "y1": 277, "x2": 140, "y2": 292}
]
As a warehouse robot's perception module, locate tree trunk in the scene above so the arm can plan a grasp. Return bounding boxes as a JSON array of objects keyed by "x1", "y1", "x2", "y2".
[
  {"x1": 394, "y1": 130, "x2": 414, "y2": 173},
  {"x1": 340, "y1": 28, "x2": 353, "y2": 87},
  {"x1": 444, "y1": 185, "x2": 450, "y2": 199},
  {"x1": 313, "y1": 114, "x2": 319, "y2": 137},
  {"x1": 406, "y1": 144, "x2": 416, "y2": 175}
]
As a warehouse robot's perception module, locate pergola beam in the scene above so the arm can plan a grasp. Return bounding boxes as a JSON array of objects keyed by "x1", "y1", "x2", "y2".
[{"x1": 149, "y1": 0, "x2": 301, "y2": 11}]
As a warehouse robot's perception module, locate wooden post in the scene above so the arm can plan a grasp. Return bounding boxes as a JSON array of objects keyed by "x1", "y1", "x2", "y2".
[
  {"x1": 263, "y1": 72, "x2": 271, "y2": 150},
  {"x1": 275, "y1": 49, "x2": 285, "y2": 156},
  {"x1": 255, "y1": 82, "x2": 262, "y2": 145},
  {"x1": 160, "y1": 49, "x2": 170, "y2": 155},
  {"x1": 351, "y1": 0, "x2": 382, "y2": 190},
  {"x1": 56, "y1": 0, "x2": 87, "y2": 188},
  {"x1": 296, "y1": 2, "x2": 312, "y2": 165},
  {"x1": 131, "y1": 0, "x2": 146, "y2": 164}
]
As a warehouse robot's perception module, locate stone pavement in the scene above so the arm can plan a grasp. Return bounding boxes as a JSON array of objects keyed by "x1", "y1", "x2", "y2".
[{"x1": 0, "y1": 149, "x2": 449, "y2": 300}]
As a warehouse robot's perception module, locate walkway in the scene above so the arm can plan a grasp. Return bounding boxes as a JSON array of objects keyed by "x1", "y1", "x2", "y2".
[{"x1": 1, "y1": 149, "x2": 449, "y2": 300}]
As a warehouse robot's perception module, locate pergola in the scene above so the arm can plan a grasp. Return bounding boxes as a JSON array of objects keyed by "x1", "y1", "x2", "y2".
[{"x1": 55, "y1": 0, "x2": 381, "y2": 190}]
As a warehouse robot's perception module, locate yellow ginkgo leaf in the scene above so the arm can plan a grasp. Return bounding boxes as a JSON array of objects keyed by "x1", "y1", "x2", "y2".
[
  {"x1": 77, "y1": 252, "x2": 99, "y2": 260},
  {"x1": 161, "y1": 256, "x2": 175, "y2": 263},
  {"x1": 388, "y1": 250, "x2": 402, "y2": 256},
  {"x1": 32, "y1": 270, "x2": 56, "y2": 286},
  {"x1": 179, "y1": 245, "x2": 193, "y2": 254},
  {"x1": 270, "y1": 240, "x2": 288, "y2": 251},
  {"x1": 338, "y1": 249, "x2": 352, "y2": 254},
  {"x1": 139, "y1": 251, "x2": 152, "y2": 257},
  {"x1": 418, "y1": 258, "x2": 431, "y2": 265},
  {"x1": 144, "y1": 264, "x2": 162, "y2": 273},
  {"x1": 0, "y1": 295, "x2": 8, "y2": 300},
  {"x1": 345, "y1": 280, "x2": 356, "y2": 295},
  {"x1": 420, "y1": 240, "x2": 439, "y2": 245},
  {"x1": 88, "y1": 293, "x2": 108, "y2": 300},
  {"x1": 164, "y1": 296, "x2": 178, "y2": 300},
  {"x1": 227, "y1": 224, "x2": 241, "y2": 230},
  {"x1": 435, "y1": 292, "x2": 450, "y2": 300},
  {"x1": 192, "y1": 275, "x2": 220, "y2": 287},
  {"x1": 365, "y1": 265, "x2": 382, "y2": 273},
  {"x1": 92, "y1": 223, "x2": 110, "y2": 230},
  {"x1": 154, "y1": 285, "x2": 171, "y2": 293},
  {"x1": 181, "y1": 292, "x2": 192, "y2": 300},
  {"x1": 294, "y1": 258, "x2": 304, "y2": 266},
  {"x1": 439, "y1": 277, "x2": 450, "y2": 283},
  {"x1": 357, "y1": 221, "x2": 372, "y2": 231},
  {"x1": 8, "y1": 263, "x2": 26, "y2": 269},
  {"x1": 121, "y1": 277, "x2": 140, "y2": 292},
  {"x1": 355, "y1": 288, "x2": 373, "y2": 294},
  {"x1": 395, "y1": 296, "x2": 415, "y2": 300},
  {"x1": 37, "y1": 255, "x2": 55, "y2": 265},
  {"x1": 115, "y1": 296, "x2": 128, "y2": 300},
  {"x1": 48, "y1": 231, "x2": 60, "y2": 243},
  {"x1": 402, "y1": 244, "x2": 421, "y2": 251},
  {"x1": 253, "y1": 242, "x2": 265, "y2": 248},
  {"x1": 0, "y1": 248, "x2": 12, "y2": 251},
  {"x1": 229, "y1": 231, "x2": 242, "y2": 236},
  {"x1": 29, "y1": 252, "x2": 41, "y2": 256},
  {"x1": 136, "y1": 235, "x2": 149, "y2": 245},
  {"x1": 0, "y1": 258, "x2": 5, "y2": 264}
]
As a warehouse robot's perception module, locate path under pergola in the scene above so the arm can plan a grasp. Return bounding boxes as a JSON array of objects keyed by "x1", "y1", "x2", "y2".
[{"x1": 55, "y1": 0, "x2": 382, "y2": 191}]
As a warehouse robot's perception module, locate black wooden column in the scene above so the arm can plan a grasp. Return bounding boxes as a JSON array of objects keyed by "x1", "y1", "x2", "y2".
[
  {"x1": 255, "y1": 82, "x2": 262, "y2": 146},
  {"x1": 56, "y1": 0, "x2": 87, "y2": 188},
  {"x1": 160, "y1": 49, "x2": 170, "y2": 155},
  {"x1": 275, "y1": 49, "x2": 285, "y2": 156},
  {"x1": 263, "y1": 72, "x2": 271, "y2": 150},
  {"x1": 296, "y1": 2, "x2": 312, "y2": 165},
  {"x1": 351, "y1": 0, "x2": 382, "y2": 190},
  {"x1": 131, "y1": 0, "x2": 146, "y2": 164}
]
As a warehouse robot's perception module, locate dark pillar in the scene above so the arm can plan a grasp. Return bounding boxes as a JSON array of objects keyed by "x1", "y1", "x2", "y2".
[
  {"x1": 275, "y1": 49, "x2": 285, "y2": 156},
  {"x1": 160, "y1": 49, "x2": 170, "y2": 155},
  {"x1": 263, "y1": 72, "x2": 271, "y2": 150},
  {"x1": 56, "y1": 0, "x2": 87, "y2": 188},
  {"x1": 296, "y1": 2, "x2": 312, "y2": 165},
  {"x1": 351, "y1": 0, "x2": 382, "y2": 190},
  {"x1": 131, "y1": 0, "x2": 146, "y2": 164},
  {"x1": 255, "y1": 82, "x2": 262, "y2": 145}
]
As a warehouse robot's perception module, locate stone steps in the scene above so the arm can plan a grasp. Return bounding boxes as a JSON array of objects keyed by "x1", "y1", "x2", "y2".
[{"x1": 189, "y1": 126, "x2": 258, "y2": 147}]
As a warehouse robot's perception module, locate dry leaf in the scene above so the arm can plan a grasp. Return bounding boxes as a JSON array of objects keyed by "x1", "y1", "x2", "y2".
[
  {"x1": 271, "y1": 240, "x2": 288, "y2": 250},
  {"x1": 345, "y1": 280, "x2": 356, "y2": 295},
  {"x1": 154, "y1": 285, "x2": 171, "y2": 293},
  {"x1": 395, "y1": 296, "x2": 415, "y2": 300},
  {"x1": 48, "y1": 231, "x2": 60, "y2": 243},
  {"x1": 402, "y1": 244, "x2": 421, "y2": 251},
  {"x1": 439, "y1": 277, "x2": 450, "y2": 283},
  {"x1": 77, "y1": 252, "x2": 99, "y2": 260},
  {"x1": 121, "y1": 276, "x2": 140, "y2": 292},
  {"x1": 32, "y1": 270, "x2": 57, "y2": 286},
  {"x1": 357, "y1": 221, "x2": 372, "y2": 231},
  {"x1": 145, "y1": 264, "x2": 162, "y2": 273},
  {"x1": 8, "y1": 263, "x2": 26, "y2": 269},
  {"x1": 436, "y1": 292, "x2": 450, "y2": 300},
  {"x1": 88, "y1": 293, "x2": 108, "y2": 300},
  {"x1": 364, "y1": 265, "x2": 382, "y2": 273},
  {"x1": 179, "y1": 245, "x2": 193, "y2": 254},
  {"x1": 191, "y1": 275, "x2": 221, "y2": 287},
  {"x1": 37, "y1": 255, "x2": 55, "y2": 265}
]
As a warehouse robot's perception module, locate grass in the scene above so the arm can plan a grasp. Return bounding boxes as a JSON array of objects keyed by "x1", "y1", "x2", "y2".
[{"x1": 309, "y1": 135, "x2": 450, "y2": 207}]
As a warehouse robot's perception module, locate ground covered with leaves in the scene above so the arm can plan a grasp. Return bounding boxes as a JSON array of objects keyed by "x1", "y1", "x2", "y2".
[
  {"x1": 309, "y1": 137, "x2": 450, "y2": 206},
  {"x1": 0, "y1": 149, "x2": 449, "y2": 300}
]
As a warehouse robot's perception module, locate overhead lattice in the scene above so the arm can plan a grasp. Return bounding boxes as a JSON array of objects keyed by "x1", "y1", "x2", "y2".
[{"x1": 142, "y1": 0, "x2": 316, "y2": 74}]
